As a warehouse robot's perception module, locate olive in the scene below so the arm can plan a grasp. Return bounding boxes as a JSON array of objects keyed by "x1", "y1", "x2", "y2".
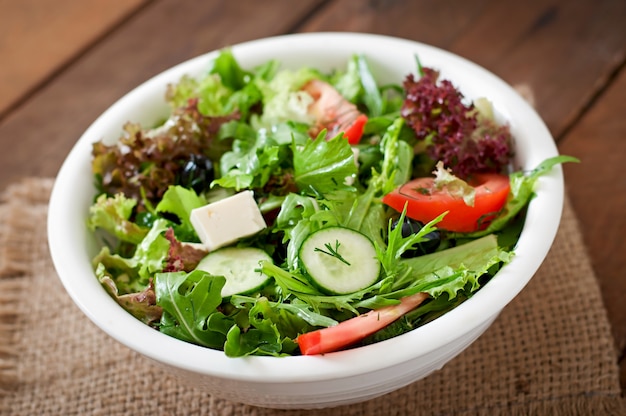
[
  {"x1": 391, "y1": 216, "x2": 441, "y2": 257},
  {"x1": 178, "y1": 154, "x2": 215, "y2": 194}
]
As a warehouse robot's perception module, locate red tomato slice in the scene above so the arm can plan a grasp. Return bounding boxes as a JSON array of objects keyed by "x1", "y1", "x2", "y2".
[
  {"x1": 342, "y1": 113, "x2": 368, "y2": 145},
  {"x1": 297, "y1": 292, "x2": 428, "y2": 355},
  {"x1": 302, "y1": 79, "x2": 367, "y2": 144},
  {"x1": 382, "y1": 173, "x2": 510, "y2": 233}
]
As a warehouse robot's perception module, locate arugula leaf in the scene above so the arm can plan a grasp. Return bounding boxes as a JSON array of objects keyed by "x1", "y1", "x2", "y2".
[
  {"x1": 225, "y1": 300, "x2": 280, "y2": 357},
  {"x1": 260, "y1": 261, "x2": 321, "y2": 296},
  {"x1": 224, "y1": 319, "x2": 284, "y2": 357},
  {"x1": 293, "y1": 277, "x2": 395, "y2": 316},
  {"x1": 155, "y1": 270, "x2": 228, "y2": 349},
  {"x1": 293, "y1": 132, "x2": 358, "y2": 195},
  {"x1": 206, "y1": 310, "x2": 237, "y2": 335}
]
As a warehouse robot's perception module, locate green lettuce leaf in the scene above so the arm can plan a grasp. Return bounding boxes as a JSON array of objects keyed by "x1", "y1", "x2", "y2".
[
  {"x1": 166, "y1": 73, "x2": 234, "y2": 116},
  {"x1": 400, "y1": 234, "x2": 511, "y2": 296},
  {"x1": 335, "y1": 117, "x2": 413, "y2": 247},
  {"x1": 93, "y1": 218, "x2": 171, "y2": 293},
  {"x1": 232, "y1": 295, "x2": 338, "y2": 329},
  {"x1": 166, "y1": 49, "x2": 269, "y2": 119},
  {"x1": 260, "y1": 260, "x2": 394, "y2": 316},
  {"x1": 97, "y1": 267, "x2": 162, "y2": 325},
  {"x1": 155, "y1": 270, "x2": 228, "y2": 349},
  {"x1": 370, "y1": 117, "x2": 413, "y2": 195},
  {"x1": 87, "y1": 193, "x2": 148, "y2": 244},
  {"x1": 155, "y1": 185, "x2": 206, "y2": 241},
  {"x1": 254, "y1": 67, "x2": 321, "y2": 129},
  {"x1": 343, "y1": 187, "x2": 388, "y2": 249},
  {"x1": 213, "y1": 127, "x2": 290, "y2": 191},
  {"x1": 207, "y1": 48, "x2": 251, "y2": 91},
  {"x1": 224, "y1": 296, "x2": 328, "y2": 357},
  {"x1": 355, "y1": 234, "x2": 510, "y2": 310},
  {"x1": 293, "y1": 132, "x2": 358, "y2": 195},
  {"x1": 274, "y1": 193, "x2": 325, "y2": 269}
]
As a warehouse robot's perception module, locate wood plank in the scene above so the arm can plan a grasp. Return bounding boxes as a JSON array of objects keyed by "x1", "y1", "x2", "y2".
[
  {"x1": 0, "y1": 0, "x2": 324, "y2": 191},
  {"x1": 0, "y1": 0, "x2": 148, "y2": 117},
  {"x1": 300, "y1": 0, "x2": 626, "y2": 139},
  {"x1": 559, "y1": 69, "x2": 626, "y2": 388}
]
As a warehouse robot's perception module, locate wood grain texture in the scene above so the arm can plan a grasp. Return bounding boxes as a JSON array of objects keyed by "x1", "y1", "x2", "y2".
[
  {"x1": 0, "y1": 0, "x2": 324, "y2": 189},
  {"x1": 559, "y1": 68, "x2": 626, "y2": 387},
  {"x1": 0, "y1": 0, "x2": 148, "y2": 117}
]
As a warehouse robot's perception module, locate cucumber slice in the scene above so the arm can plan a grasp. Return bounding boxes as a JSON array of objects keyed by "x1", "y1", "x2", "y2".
[
  {"x1": 299, "y1": 226, "x2": 380, "y2": 295},
  {"x1": 196, "y1": 247, "x2": 272, "y2": 297}
]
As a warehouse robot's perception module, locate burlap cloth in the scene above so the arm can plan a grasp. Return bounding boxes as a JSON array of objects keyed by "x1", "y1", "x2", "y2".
[{"x1": 0, "y1": 178, "x2": 624, "y2": 415}]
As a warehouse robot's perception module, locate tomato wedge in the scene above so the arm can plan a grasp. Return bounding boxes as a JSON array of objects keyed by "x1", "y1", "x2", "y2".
[
  {"x1": 302, "y1": 79, "x2": 367, "y2": 144},
  {"x1": 342, "y1": 113, "x2": 367, "y2": 145},
  {"x1": 382, "y1": 173, "x2": 510, "y2": 233},
  {"x1": 297, "y1": 292, "x2": 429, "y2": 355}
]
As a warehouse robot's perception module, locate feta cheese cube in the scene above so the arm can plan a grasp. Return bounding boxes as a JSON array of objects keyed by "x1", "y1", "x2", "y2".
[{"x1": 190, "y1": 190, "x2": 267, "y2": 251}]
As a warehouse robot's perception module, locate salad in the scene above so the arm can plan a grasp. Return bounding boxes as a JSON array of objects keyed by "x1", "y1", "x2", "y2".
[{"x1": 88, "y1": 50, "x2": 576, "y2": 357}]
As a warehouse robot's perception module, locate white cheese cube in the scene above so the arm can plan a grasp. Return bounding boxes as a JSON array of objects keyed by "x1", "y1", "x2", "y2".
[{"x1": 190, "y1": 190, "x2": 267, "y2": 251}]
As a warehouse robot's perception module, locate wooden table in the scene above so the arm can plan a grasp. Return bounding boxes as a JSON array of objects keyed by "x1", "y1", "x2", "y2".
[{"x1": 1, "y1": 0, "x2": 624, "y2": 392}]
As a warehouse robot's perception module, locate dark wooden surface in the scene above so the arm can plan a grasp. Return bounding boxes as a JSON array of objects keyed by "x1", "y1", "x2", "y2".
[{"x1": 1, "y1": 0, "x2": 624, "y2": 392}]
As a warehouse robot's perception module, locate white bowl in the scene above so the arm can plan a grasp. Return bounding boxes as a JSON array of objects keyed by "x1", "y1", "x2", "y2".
[{"x1": 47, "y1": 32, "x2": 564, "y2": 409}]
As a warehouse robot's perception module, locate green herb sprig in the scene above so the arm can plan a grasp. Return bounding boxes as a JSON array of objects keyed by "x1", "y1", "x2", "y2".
[{"x1": 314, "y1": 240, "x2": 351, "y2": 266}]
